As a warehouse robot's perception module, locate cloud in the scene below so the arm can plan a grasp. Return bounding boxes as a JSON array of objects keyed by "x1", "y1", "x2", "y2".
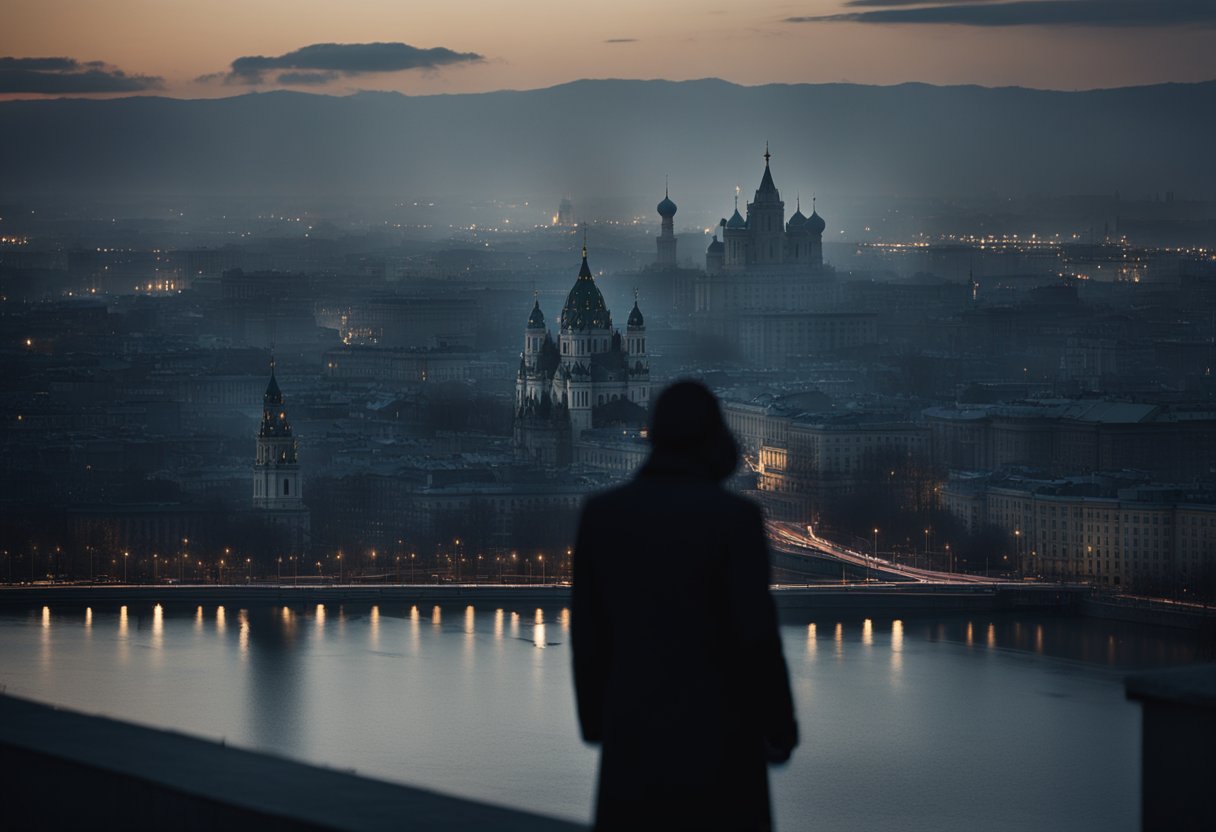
[
  {"x1": 202, "y1": 42, "x2": 483, "y2": 85},
  {"x1": 604, "y1": 38, "x2": 638, "y2": 44},
  {"x1": 786, "y1": 0, "x2": 1216, "y2": 27},
  {"x1": 0, "y1": 56, "x2": 163, "y2": 94}
]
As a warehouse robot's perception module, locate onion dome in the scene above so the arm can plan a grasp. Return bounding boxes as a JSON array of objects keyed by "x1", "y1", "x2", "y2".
[
  {"x1": 726, "y1": 208, "x2": 747, "y2": 229},
  {"x1": 527, "y1": 299, "x2": 545, "y2": 329},
  {"x1": 657, "y1": 192, "x2": 677, "y2": 218},
  {"x1": 560, "y1": 245, "x2": 612, "y2": 331},
  {"x1": 787, "y1": 208, "x2": 807, "y2": 230},
  {"x1": 806, "y1": 208, "x2": 826, "y2": 235},
  {"x1": 628, "y1": 300, "x2": 644, "y2": 328}
]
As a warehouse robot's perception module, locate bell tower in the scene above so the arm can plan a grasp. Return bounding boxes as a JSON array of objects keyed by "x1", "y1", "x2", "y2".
[{"x1": 253, "y1": 360, "x2": 302, "y2": 510}]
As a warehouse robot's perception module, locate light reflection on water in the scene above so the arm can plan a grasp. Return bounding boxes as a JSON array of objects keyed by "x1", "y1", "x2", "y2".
[{"x1": 0, "y1": 605, "x2": 1206, "y2": 832}]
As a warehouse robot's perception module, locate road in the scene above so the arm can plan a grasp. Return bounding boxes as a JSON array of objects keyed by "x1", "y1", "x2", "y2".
[{"x1": 766, "y1": 520, "x2": 997, "y2": 585}]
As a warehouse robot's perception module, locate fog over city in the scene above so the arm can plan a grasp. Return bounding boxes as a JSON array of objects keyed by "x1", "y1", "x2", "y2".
[{"x1": 2, "y1": 3, "x2": 1214, "y2": 831}]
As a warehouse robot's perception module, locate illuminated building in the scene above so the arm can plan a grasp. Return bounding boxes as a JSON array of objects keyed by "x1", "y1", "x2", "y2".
[{"x1": 514, "y1": 244, "x2": 651, "y2": 465}]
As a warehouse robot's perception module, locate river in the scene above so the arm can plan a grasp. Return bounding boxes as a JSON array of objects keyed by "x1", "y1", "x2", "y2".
[{"x1": 0, "y1": 602, "x2": 1205, "y2": 831}]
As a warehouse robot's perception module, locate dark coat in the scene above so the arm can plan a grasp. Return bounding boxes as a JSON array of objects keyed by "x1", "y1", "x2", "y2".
[{"x1": 572, "y1": 448, "x2": 798, "y2": 831}]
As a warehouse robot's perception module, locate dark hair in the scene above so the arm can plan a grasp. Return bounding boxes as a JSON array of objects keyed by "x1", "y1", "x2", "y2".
[{"x1": 646, "y1": 381, "x2": 738, "y2": 481}]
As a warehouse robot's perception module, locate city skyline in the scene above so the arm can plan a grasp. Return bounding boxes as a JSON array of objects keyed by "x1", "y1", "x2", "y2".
[{"x1": 3, "y1": 0, "x2": 1216, "y2": 100}]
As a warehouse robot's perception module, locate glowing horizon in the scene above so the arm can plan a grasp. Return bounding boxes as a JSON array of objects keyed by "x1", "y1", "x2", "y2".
[{"x1": 2, "y1": 0, "x2": 1214, "y2": 101}]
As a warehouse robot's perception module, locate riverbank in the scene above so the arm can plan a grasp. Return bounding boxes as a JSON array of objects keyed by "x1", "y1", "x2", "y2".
[
  {"x1": 0, "y1": 580, "x2": 1086, "y2": 615},
  {"x1": 4, "y1": 582, "x2": 1211, "y2": 630}
]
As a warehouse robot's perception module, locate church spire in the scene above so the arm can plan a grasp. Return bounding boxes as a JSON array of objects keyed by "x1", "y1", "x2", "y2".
[{"x1": 578, "y1": 227, "x2": 592, "y2": 279}]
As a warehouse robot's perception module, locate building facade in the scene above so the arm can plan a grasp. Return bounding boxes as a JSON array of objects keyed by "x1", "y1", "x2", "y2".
[
  {"x1": 686, "y1": 147, "x2": 868, "y2": 366},
  {"x1": 252, "y1": 364, "x2": 310, "y2": 549},
  {"x1": 514, "y1": 245, "x2": 651, "y2": 465},
  {"x1": 942, "y1": 472, "x2": 1216, "y2": 594}
]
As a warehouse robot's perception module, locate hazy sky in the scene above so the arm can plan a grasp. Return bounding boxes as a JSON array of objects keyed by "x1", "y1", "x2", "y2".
[{"x1": 3, "y1": 0, "x2": 1215, "y2": 98}]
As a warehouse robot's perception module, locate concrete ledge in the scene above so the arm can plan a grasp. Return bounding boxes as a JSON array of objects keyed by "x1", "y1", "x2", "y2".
[
  {"x1": 1126, "y1": 664, "x2": 1216, "y2": 832},
  {"x1": 0, "y1": 693, "x2": 584, "y2": 831}
]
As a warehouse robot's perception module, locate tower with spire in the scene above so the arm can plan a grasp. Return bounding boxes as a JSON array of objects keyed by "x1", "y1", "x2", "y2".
[
  {"x1": 656, "y1": 180, "x2": 678, "y2": 267},
  {"x1": 253, "y1": 360, "x2": 302, "y2": 510},
  {"x1": 707, "y1": 144, "x2": 827, "y2": 274},
  {"x1": 251, "y1": 360, "x2": 310, "y2": 550},
  {"x1": 514, "y1": 236, "x2": 650, "y2": 465}
]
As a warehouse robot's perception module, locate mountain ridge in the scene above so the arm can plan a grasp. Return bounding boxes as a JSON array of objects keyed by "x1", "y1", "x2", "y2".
[{"x1": 2, "y1": 77, "x2": 1212, "y2": 202}]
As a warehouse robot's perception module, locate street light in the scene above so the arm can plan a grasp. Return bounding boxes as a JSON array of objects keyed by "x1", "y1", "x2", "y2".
[
  {"x1": 871, "y1": 528, "x2": 878, "y2": 582},
  {"x1": 538, "y1": 554, "x2": 544, "y2": 585},
  {"x1": 246, "y1": 557, "x2": 251, "y2": 582},
  {"x1": 337, "y1": 553, "x2": 342, "y2": 584},
  {"x1": 123, "y1": 551, "x2": 129, "y2": 583}
]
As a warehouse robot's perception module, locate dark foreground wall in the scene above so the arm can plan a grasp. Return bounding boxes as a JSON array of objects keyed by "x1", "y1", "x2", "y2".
[
  {"x1": 1126, "y1": 665, "x2": 1216, "y2": 832},
  {"x1": 0, "y1": 694, "x2": 583, "y2": 831}
]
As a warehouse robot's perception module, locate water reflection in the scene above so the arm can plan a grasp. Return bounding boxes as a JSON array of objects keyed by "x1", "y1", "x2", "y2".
[
  {"x1": 243, "y1": 606, "x2": 306, "y2": 757},
  {"x1": 533, "y1": 607, "x2": 547, "y2": 649},
  {"x1": 431, "y1": 605, "x2": 442, "y2": 628},
  {"x1": 2, "y1": 603, "x2": 1206, "y2": 832},
  {"x1": 216, "y1": 605, "x2": 226, "y2": 634},
  {"x1": 152, "y1": 604, "x2": 164, "y2": 651},
  {"x1": 118, "y1": 605, "x2": 129, "y2": 663},
  {"x1": 238, "y1": 609, "x2": 250, "y2": 658},
  {"x1": 559, "y1": 608, "x2": 570, "y2": 633},
  {"x1": 891, "y1": 620, "x2": 904, "y2": 676},
  {"x1": 39, "y1": 605, "x2": 51, "y2": 670},
  {"x1": 84, "y1": 606, "x2": 92, "y2": 637}
]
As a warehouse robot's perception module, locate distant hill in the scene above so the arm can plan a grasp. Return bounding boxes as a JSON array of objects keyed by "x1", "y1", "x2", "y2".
[{"x1": 1, "y1": 78, "x2": 1212, "y2": 204}]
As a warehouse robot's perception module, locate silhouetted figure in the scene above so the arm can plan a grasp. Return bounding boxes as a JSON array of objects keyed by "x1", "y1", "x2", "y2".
[{"x1": 572, "y1": 381, "x2": 798, "y2": 831}]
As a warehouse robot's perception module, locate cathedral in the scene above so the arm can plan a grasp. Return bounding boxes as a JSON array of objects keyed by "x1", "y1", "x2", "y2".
[
  {"x1": 706, "y1": 144, "x2": 826, "y2": 274},
  {"x1": 514, "y1": 243, "x2": 651, "y2": 465},
  {"x1": 681, "y1": 147, "x2": 875, "y2": 368},
  {"x1": 252, "y1": 362, "x2": 310, "y2": 549}
]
